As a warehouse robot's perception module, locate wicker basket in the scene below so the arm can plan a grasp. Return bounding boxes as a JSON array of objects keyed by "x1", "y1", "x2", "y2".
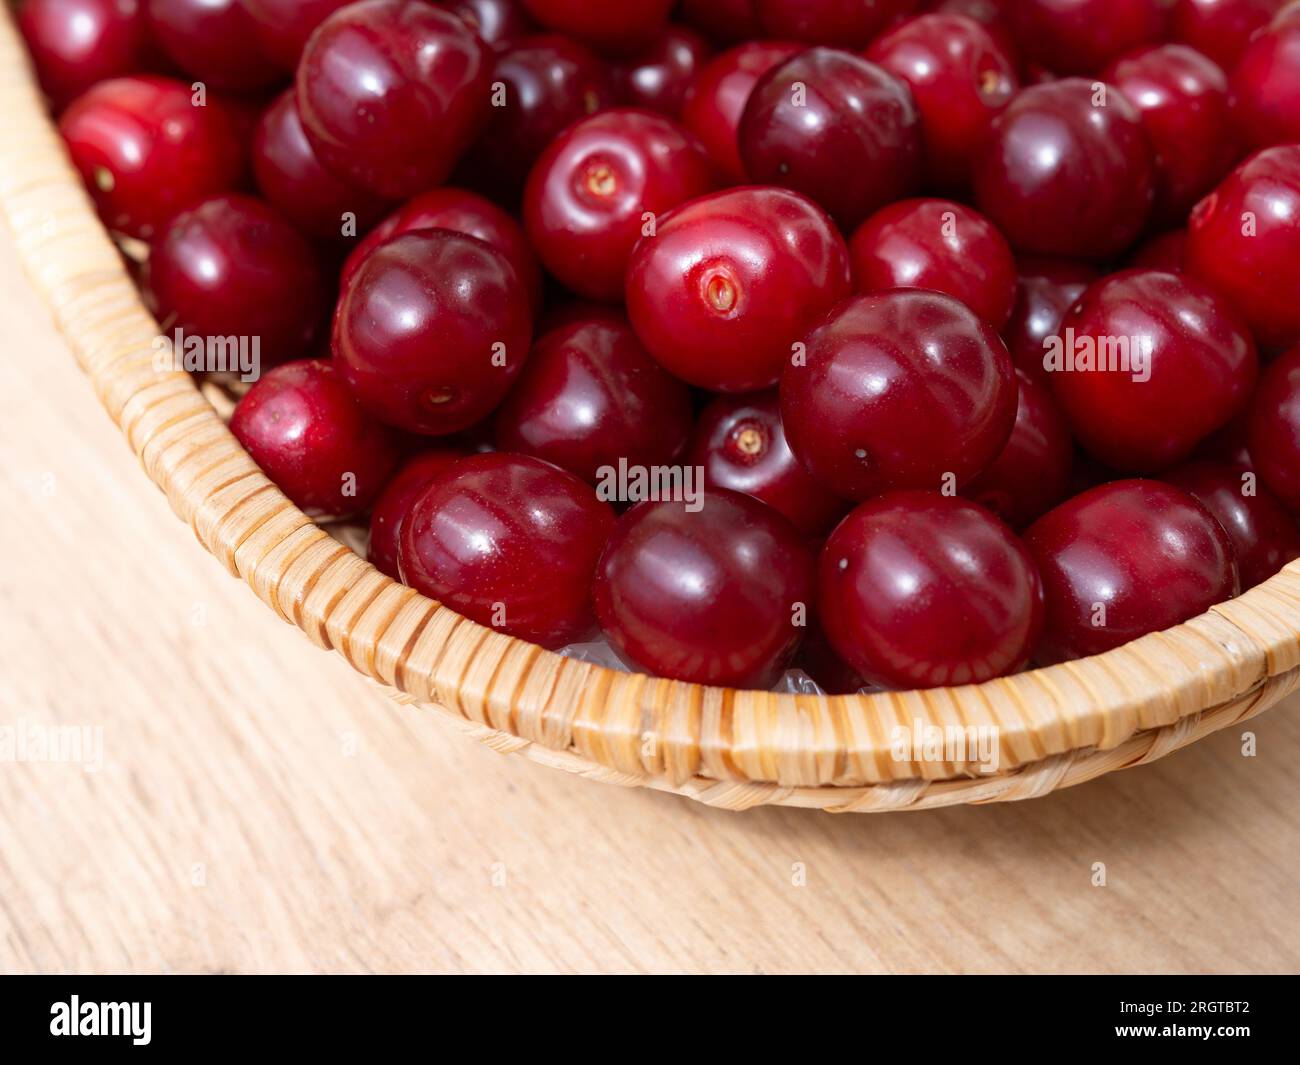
[{"x1": 3, "y1": 14, "x2": 1298, "y2": 813}]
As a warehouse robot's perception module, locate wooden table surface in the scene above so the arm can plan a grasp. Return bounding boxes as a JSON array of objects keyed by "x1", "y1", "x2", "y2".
[{"x1": 1, "y1": 228, "x2": 1298, "y2": 976}]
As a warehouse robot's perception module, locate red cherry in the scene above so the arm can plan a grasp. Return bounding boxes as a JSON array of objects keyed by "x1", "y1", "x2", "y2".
[
  {"x1": 1103, "y1": 43, "x2": 1235, "y2": 226},
  {"x1": 755, "y1": 0, "x2": 918, "y2": 48},
  {"x1": 1185, "y1": 145, "x2": 1300, "y2": 351},
  {"x1": 678, "y1": 0, "x2": 763, "y2": 45},
  {"x1": 58, "y1": 75, "x2": 246, "y2": 239},
  {"x1": 1170, "y1": 0, "x2": 1287, "y2": 70},
  {"x1": 399, "y1": 453, "x2": 615, "y2": 649},
  {"x1": 491, "y1": 315, "x2": 694, "y2": 484},
  {"x1": 680, "y1": 40, "x2": 802, "y2": 185},
  {"x1": 625, "y1": 186, "x2": 852, "y2": 392},
  {"x1": 445, "y1": 0, "x2": 538, "y2": 51},
  {"x1": 1247, "y1": 344, "x2": 1300, "y2": 511},
  {"x1": 145, "y1": 0, "x2": 281, "y2": 91},
  {"x1": 848, "y1": 198, "x2": 1017, "y2": 328},
  {"x1": 593, "y1": 490, "x2": 815, "y2": 688},
  {"x1": 738, "y1": 47, "x2": 922, "y2": 229},
  {"x1": 1002, "y1": 257, "x2": 1099, "y2": 387},
  {"x1": 920, "y1": 0, "x2": 1018, "y2": 64},
  {"x1": 615, "y1": 24, "x2": 712, "y2": 116},
  {"x1": 519, "y1": 0, "x2": 674, "y2": 56},
  {"x1": 252, "y1": 89, "x2": 395, "y2": 243},
  {"x1": 231, "y1": 360, "x2": 403, "y2": 518},
  {"x1": 340, "y1": 186, "x2": 543, "y2": 313},
  {"x1": 1025, "y1": 480, "x2": 1239, "y2": 664},
  {"x1": 819, "y1": 491, "x2": 1044, "y2": 689},
  {"x1": 334, "y1": 230, "x2": 534, "y2": 436},
  {"x1": 1230, "y1": 15, "x2": 1300, "y2": 151},
  {"x1": 686, "y1": 390, "x2": 850, "y2": 535},
  {"x1": 367, "y1": 449, "x2": 469, "y2": 580},
  {"x1": 1128, "y1": 229, "x2": 1187, "y2": 272},
  {"x1": 865, "y1": 13, "x2": 1019, "y2": 189},
  {"x1": 243, "y1": 0, "x2": 353, "y2": 69},
  {"x1": 781, "y1": 290, "x2": 1018, "y2": 500},
  {"x1": 296, "y1": 0, "x2": 492, "y2": 198},
  {"x1": 1164, "y1": 460, "x2": 1300, "y2": 588},
  {"x1": 963, "y1": 370, "x2": 1074, "y2": 529},
  {"x1": 972, "y1": 79, "x2": 1156, "y2": 260},
  {"x1": 143, "y1": 193, "x2": 330, "y2": 367},
  {"x1": 523, "y1": 109, "x2": 715, "y2": 302},
  {"x1": 1007, "y1": 0, "x2": 1166, "y2": 76},
  {"x1": 18, "y1": 0, "x2": 155, "y2": 109}
]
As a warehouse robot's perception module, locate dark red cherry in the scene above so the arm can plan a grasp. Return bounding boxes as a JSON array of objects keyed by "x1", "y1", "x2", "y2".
[
  {"x1": 1170, "y1": 0, "x2": 1287, "y2": 69},
  {"x1": 523, "y1": 108, "x2": 714, "y2": 302},
  {"x1": 1247, "y1": 344, "x2": 1300, "y2": 511},
  {"x1": 781, "y1": 290, "x2": 1017, "y2": 500},
  {"x1": 963, "y1": 370, "x2": 1073, "y2": 529},
  {"x1": 1164, "y1": 460, "x2": 1300, "y2": 588},
  {"x1": 678, "y1": 0, "x2": 763, "y2": 45},
  {"x1": 146, "y1": 0, "x2": 281, "y2": 91},
  {"x1": 1230, "y1": 15, "x2": 1300, "y2": 151},
  {"x1": 252, "y1": 89, "x2": 395, "y2": 243},
  {"x1": 1103, "y1": 44, "x2": 1235, "y2": 226},
  {"x1": 625, "y1": 186, "x2": 852, "y2": 392},
  {"x1": 1002, "y1": 257, "x2": 1099, "y2": 387},
  {"x1": 19, "y1": 0, "x2": 155, "y2": 109},
  {"x1": 143, "y1": 194, "x2": 329, "y2": 366},
  {"x1": 819, "y1": 491, "x2": 1044, "y2": 689},
  {"x1": 58, "y1": 75, "x2": 246, "y2": 239},
  {"x1": 340, "y1": 186, "x2": 542, "y2": 312},
  {"x1": 680, "y1": 40, "x2": 802, "y2": 184},
  {"x1": 231, "y1": 359, "x2": 403, "y2": 518},
  {"x1": 446, "y1": 0, "x2": 538, "y2": 51},
  {"x1": 592, "y1": 490, "x2": 814, "y2": 688},
  {"x1": 920, "y1": 0, "x2": 1018, "y2": 62},
  {"x1": 1185, "y1": 145, "x2": 1300, "y2": 351},
  {"x1": 334, "y1": 230, "x2": 533, "y2": 436},
  {"x1": 686, "y1": 390, "x2": 849, "y2": 535},
  {"x1": 399, "y1": 453, "x2": 615, "y2": 649},
  {"x1": 972, "y1": 79, "x2": 1156, "y2": 260},
  {"x1": 755, "y1": 0, "x2": 917, "y2": 48},
  {"x1": 1049, "y1": 270, "x2": 1257, "y2": 472},
  {"x1": 865, "y1": 13, "x2": 1019, "y2": 190},
  {"x1": 739, "y1": 47, "x2": 922, "y2": 229},
  {"x1": 296, "y1": 0, "x2": 492, "y2": 198},
  {"x1": 615, "y1": 24, "x2": 711, "y2": 116},
  {"x1": 457, "y1": 34, "x2": 618, "y2": 202},
  {"x1": 1007, "y1": 0, "x2": 1166, "y2": 76},
  {"x1": 243, "y1": 0, "x2": 353, "y2": 69},
  {"x1": 491, "y1": 315, "x2": 694, "y2": 484},
  {"x1": 1195, "y1": 409, "x2": 1254, "y2": 468},
  {"x1": 1128, "y1": 229, "x2": 1187, "y2": 272},
  {"x1": 367, "y1": 448, "x2": 470, "y2": 579},
  {"x1": 519, "y1": 0, "x2": 673, "y2": 55},
  {"x1": 849, "y1": 197, "x2": 1017, "y2": 327},
  {"x1": 1024, "y1": 480, "x2": 1240, "y2": 664}
]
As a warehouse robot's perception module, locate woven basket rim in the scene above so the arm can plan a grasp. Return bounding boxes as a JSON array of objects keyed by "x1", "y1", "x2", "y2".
[{"x1": 3, "y1": 12, "x2": 1298, "y2": 811}]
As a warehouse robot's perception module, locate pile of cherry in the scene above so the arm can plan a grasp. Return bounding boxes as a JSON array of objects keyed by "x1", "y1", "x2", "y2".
[{"x1": 22, "y1": 0, "x2": 1300, "y2": 693}]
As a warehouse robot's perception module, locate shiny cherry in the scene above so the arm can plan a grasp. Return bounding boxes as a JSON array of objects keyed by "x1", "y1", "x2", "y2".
[
  {"x1": 739, "y1": 47, "x2": 921, "y2": 229},
  {"x1": 755, "y1": 0, "x2": 917, "y2": 48},
  {"x1": 973, "y1": 79, "x2": 1155, "y2": 260},
  {"x1": 680, "y1": 40, "x2": 802, "y2": 185},
  {"x1": 1050, "y1": 270, "x2": 1257, "y2": 472},
  {"x1": 367, "y1": 449, "x2": 470, "y2": 579},
  {"x1": 963, "y1": 370, "x2": 1074, "y2": 529},
  {"x1": 19, "y1": 0, "x2": 155, "y2": 109},
  {"x1": 519, "y1": 0, "x2": 673, "y2": 55},
  {"x1": 253, "y1": 89, "x2": 395, "y2": 243},
  {"x1": 686, "y1": 390, "x2": 849, "y2": 535},
  {"x1": 781, "y1": 290, "x2": 1017, "y2": 500},
  {"x1": 1170, "y1": 0, "x2": 1287, "y2": 69},
  {"x1": 296, "y1": 0, "x2": 492, "y2": 198},
  {"x1": 231, "y1": 359, "x2": 403, "y2": 518},
  {"x1": 58, "y1": 75, "x2": 246, "y2": 239},
  {"x1": 1247, "y1": 344, "x2": 1300, "y2": 511},
  {"x1": 1185, "y1": 145, "x2": 1300, "y2": 351},
  {"x1": 340, "y1": 186, "x2": 542, "y2": 312},
  {"x1": 1128, "y1": 229, "x2": 1187, "y2": 272},
  {"x1": 244, "y1": 1, "x2": 353, "y2": 69},
  {"x1": 143, "y1": 194, "x2": 329, "y2": 366},
  {"x1": 865, "y1": 13, "x2": 1019, "y2": 190},
  {"x1": 334, "y1": 230, "x2": 533, "y2": 436},
  {"x1": 849, "y1": 198, "x2": 1017, "y2": 327},
  {"x1": 1103, "y1": 44, "x2": 1235, "y2": 226},
  {"x1": 819, "y1": 491, "x2": 1044, "y2": 690},
  {"x1": 446, "y1": 0, "x2": 538, "y2": 51},
  {"x1": 1230, "y1": 14, "x2": 1300, "y2": 151},
  {"x1": 146, "y1": 0, "x2": 280, "y2": 91},
  {"x1": 523, "y1": 108, "x2": 714, "y2": 302},
  {"x1": 1007, "y1": 0, "x2": 1166, "y2": 76},
  {"x1": 1025, "y1": 480, "x2": 1239, "y2": 663},
  {"x1": 492, "y1": 315, "x2": 694, "y2": 484},
  {"x1": 1164, "y1": 460, "x2": 1300, "y2": 588},
  {"x1": 616, "y1": 24, "x2": 711, "y2": 116},
  {"x1": 625, "y1": 186, "x2": 852, "y2": 392},
  {"x1": 399, "y1": 453, "x2": 615, "y2": 649},
  {"x1": 592, "y1": 490, "x2": 814, "y2": 688},
  {"x1": 1002, "y1": 257, "x2": 1099, "y2": 387}
]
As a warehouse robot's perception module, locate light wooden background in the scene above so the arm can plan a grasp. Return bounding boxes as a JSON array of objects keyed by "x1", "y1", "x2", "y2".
[{"x1": 0, "y1": 230, "x2": 1297, "y2": 975}]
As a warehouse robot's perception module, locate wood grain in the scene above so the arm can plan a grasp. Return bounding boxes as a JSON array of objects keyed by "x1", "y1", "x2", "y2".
[{"x1": 0, "y1": 224, "x2": 1298, "y2": 974}]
